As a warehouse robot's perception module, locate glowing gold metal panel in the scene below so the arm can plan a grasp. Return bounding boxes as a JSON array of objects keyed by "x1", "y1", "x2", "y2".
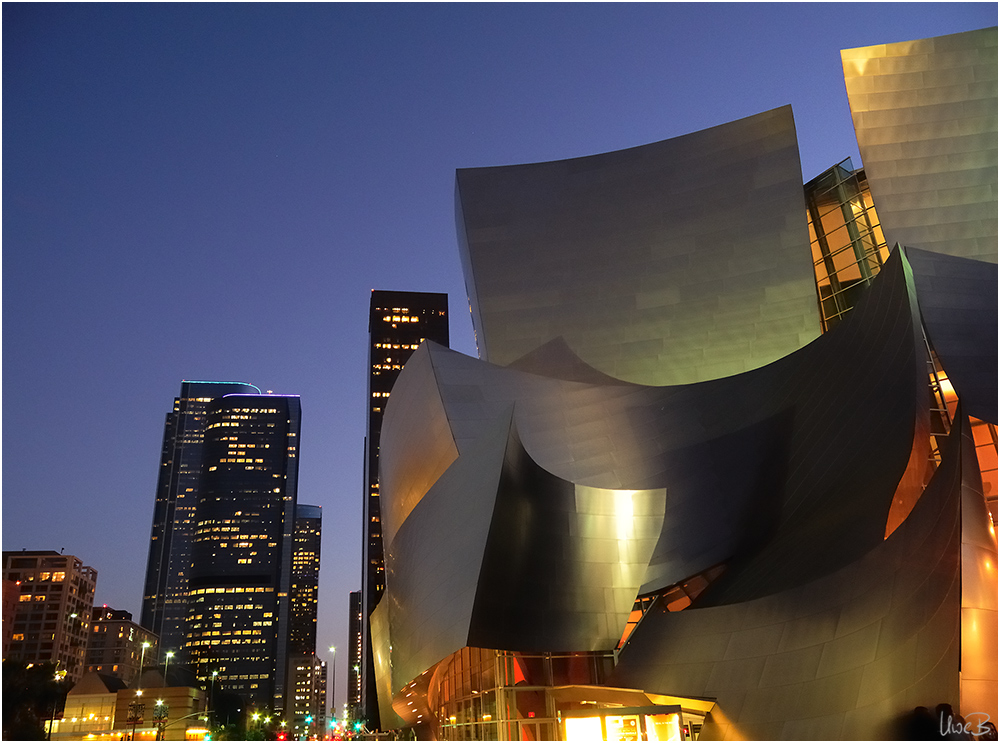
[
  {"x1": 842, "y1": 27, "x2": 998, "y2": 262},
  {"x1": 369, "y1": 598, "x2": 405, "y2": 731}
]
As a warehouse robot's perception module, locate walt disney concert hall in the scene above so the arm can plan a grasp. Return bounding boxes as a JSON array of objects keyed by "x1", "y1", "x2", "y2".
[{"x1": 371, "y1": 27, "x2": 997, "y2": 740}]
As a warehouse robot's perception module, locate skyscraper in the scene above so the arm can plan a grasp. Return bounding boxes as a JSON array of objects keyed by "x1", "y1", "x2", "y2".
[
  {"x1": 142, "y1": 380, "x2": 260, "y2": 656},
  {"x1": 288, "y1": 655, "x2": 328, "y2": 739},
  {"x1": 186, "y1": 393, "x2": 301, "y2": 712},
  {"x1": 289, "y1": 504, "x2": 322, "y2": 656},
  {"x1": 346, "y1": 591, "x2": 362, "y2": 722},
  {"x1": 286, "y1": 504, "x2": 327, "y2": 732},
  {"x1": 359, "y1": 290, "x2": 448, "y2": 727}
]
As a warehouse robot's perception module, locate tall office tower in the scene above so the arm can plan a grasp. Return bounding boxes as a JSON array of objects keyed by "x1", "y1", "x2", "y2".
[
  {"x1": 360, "y1": 290, "x2": 448, "y2": 727},
  {"x1": 2, "y1": 551, "x2": 98, "y2": 683},
  {"x1": 85, "y1": 607, "x2": 159, "y2": 684},
  {"x1": 186, "y1": 393, "x2": 301, "y2": 713},
  {"x1": 142, "y1": 380, "x2": 260, "y2": 657},
  {"x1": 288, "y1": 655, "x2": 328, "y2": 739},
  {"x1": 289, "y1": 504, "x2": 322, "y2": 655},
  {"x1": 346, "y1": 591, "x2": 362, "y2": 722},
  {"x1": 285, "y1": 504, "x2": 325, "y2": 730}
]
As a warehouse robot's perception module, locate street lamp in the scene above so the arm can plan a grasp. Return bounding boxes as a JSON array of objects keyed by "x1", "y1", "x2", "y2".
[
  {"x1": 329, "y1": 646, "x2": 337, "y2": 726},
  {"x1": 154, "y1": 699, "x2": 169, "y2": 741},
  {"x1": 163, "y1": 651, "x2": 174, "y2": 687},
  {"x1": 209, "y1": 671, "x2": 219, "y2": 728},
  {"x1": 138, "y1": 642, "x2": 151, "y2": 690}
]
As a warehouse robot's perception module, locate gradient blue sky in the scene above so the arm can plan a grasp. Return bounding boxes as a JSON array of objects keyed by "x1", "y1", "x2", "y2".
[{"x1": 3, "y1": 2, "x2": 995, "y2": 713}]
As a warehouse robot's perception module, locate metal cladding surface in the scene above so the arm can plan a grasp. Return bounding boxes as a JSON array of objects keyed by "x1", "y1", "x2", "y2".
[
  {"x1": 842, "y1": 27, "x2": 998, "y2": 262},
  {"x1": 455, "y1": 105, "x2": 821, "y2": 386},
  {"x1": 381, "y1": 248, "x2": 925, "y2": 607},
  {"x1": 375, "y1": 249, "x2": 934, "y2": 716},
  {"x1": 377, "y1": 344, "x2": 460, "y2": 548},
  {"x1": 377, "y1": 52, "x2": 998, "y2": 730},
  {"x1": 608, "y1": 415, "x2": 969, "y2": 741},
  {"x1": 379, "y1": 404, "x2": 666, "y2": 695},
  {"x1": 380, "y1": 410, "x2": 511, "y2": 700},
  {"x1": 466, "y1": 421, "x2": 667, "y2": 653},
  {"x1": 906, "y1": 246, "x2": 999, "y2": 425}
]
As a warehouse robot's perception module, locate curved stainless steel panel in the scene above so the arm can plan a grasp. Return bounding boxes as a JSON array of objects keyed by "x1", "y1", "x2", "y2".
[
  {"x1": 609, "y1": 414, "x2": 969, "y2": 740},
  {"x1": 907, "y1": 246, "x2": 998, "y2": 424},
  {"x1": 468, "y1": 421, "x2": 666, "y2": 652},
  {"x1": 382, "y1": 249, "x2": 926, "y2": 607},
  {"x1": 379, "y1": 343, "x2": 460, "y2": 548},
  {"x1": 381, "y1": 410, "x2": 512, "y2": 697},
  {"x1": 456, "y1": 105, "x2": 820, "y2": 386},
  {"x1": 843, "y1": 27, "x2": 998, "y2": 262}
]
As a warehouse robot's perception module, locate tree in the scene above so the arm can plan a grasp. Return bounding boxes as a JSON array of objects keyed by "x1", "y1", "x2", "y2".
[{"x1": 2, "y1": 660, "x2": 70, "y2": 740}]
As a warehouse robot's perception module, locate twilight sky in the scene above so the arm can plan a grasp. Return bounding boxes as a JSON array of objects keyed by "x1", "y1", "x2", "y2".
[{"x1": 3, "y1": 2, "x2": 995, "y2": 714}]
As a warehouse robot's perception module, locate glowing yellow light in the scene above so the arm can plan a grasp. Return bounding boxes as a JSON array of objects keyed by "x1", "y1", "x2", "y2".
[
  {"x1": 646, "y1": 713, "x2": 681, "y2": 741},
  {"x1": 565, "y1": 716, "x2": 604, "y2": 741},
  {"x1": 615, "y1": 490, "x2": 636, "y2": 541}
]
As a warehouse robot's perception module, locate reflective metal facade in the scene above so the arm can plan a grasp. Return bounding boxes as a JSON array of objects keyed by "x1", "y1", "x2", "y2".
[
  {"x1": 842, "y1": 27, "x2": 998, "y2": 262},
  {"x1": 610, "y1": 414, "x2": 969, "y2": 740},
  {"x1": 374, "y1": 248, "x2": 996, "y2": 737},
  {"x1": 456, "y1": 105, "x2": 821, "y2": 386},
  {"x1": 907, "y1": 247, "x2": 998, "y2": 425},
  {"x1": 375, "y1": 27, "x2": 998, "y2": 741}
]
